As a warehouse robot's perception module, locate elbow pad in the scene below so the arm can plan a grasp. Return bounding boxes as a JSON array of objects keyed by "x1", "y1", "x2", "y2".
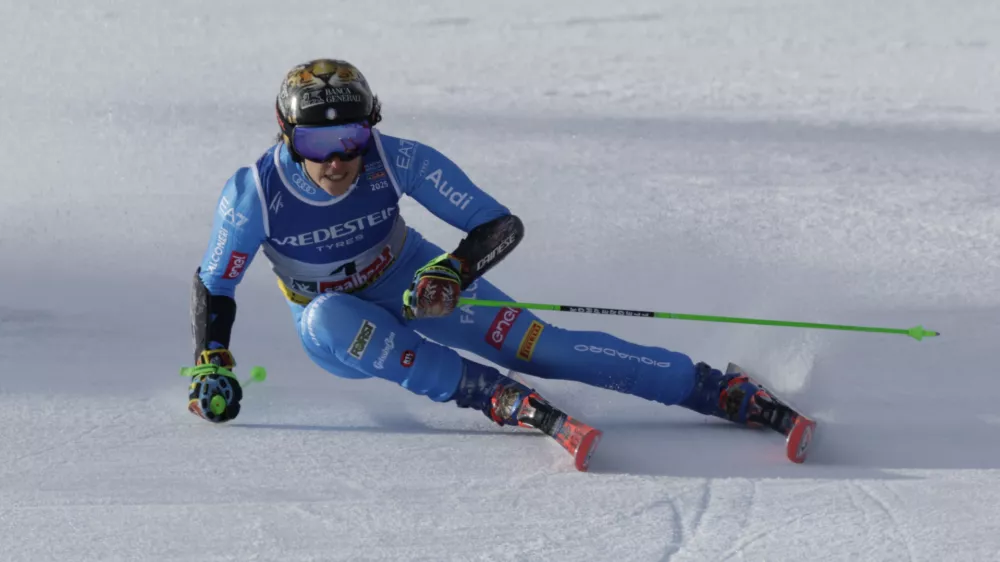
[{"x1": 451, "y1": 214, "x2": 524, "y2": 289}]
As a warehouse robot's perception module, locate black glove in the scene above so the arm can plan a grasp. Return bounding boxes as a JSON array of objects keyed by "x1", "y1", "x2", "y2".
[{"x1": 186, "y1": 349, "x2": 243, "y2": 423}]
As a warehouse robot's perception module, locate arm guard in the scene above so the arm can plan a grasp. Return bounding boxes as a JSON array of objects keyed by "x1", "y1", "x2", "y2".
[
  {"x1": 191, "y1": 268, "x2": 238, "y2": 362},
  {"x1": 451, "y1": 214, "x2": 524, "y2": 290}
]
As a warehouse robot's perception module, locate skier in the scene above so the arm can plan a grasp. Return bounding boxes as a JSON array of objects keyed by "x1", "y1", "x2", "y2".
[{"x1": 185, "y1": 58, "x2": 777, "y2": 443}]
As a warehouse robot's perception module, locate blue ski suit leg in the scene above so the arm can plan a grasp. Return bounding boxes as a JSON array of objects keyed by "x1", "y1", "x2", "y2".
[
  {"x1": 291, "y1": 230, "x2": 696, "y2": 406},
  {"x1": 293, "y1": 291, "x2": 465, "y2": 401}
]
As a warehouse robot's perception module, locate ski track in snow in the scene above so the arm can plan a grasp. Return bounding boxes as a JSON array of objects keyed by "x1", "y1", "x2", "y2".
[
  {"x1": 657, "y1": 477, "x2": 713, "y2": 562},
  {"x1": 639, "y1": 493, "x2": 683, "y2": 560},
  {"x1": 852, "y1": 482, "x2": 916, "y2": 562},
  {"x1": 716, "y1": 481, "x2": 762, "y2": 562}
]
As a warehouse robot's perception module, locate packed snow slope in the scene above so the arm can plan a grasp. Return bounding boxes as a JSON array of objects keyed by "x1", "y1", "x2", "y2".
[{"x1": 2, "y1": 1, "x2": 1000, "y2": 560}]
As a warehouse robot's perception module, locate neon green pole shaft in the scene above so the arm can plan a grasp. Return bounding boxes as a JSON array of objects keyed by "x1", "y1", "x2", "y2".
[{"x1": 457, "y1": 298, "x2": 940, "y2": 342}]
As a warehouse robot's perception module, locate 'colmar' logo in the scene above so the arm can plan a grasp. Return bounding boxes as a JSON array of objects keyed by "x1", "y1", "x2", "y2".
[{"x1": 272, "y1": 207, "x2": 396, "y2": 250}]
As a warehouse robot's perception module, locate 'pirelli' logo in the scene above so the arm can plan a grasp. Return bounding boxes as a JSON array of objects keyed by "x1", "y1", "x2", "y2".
[
  {"x1": 516, "y1": 321, "x2": 544, "y2": 361},
  {"x1": 349, "y1": 320, "x2": 376, "y2": 360}
]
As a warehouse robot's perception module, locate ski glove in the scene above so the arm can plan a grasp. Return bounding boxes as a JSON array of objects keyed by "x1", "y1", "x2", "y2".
[
  {"x1": 402, "y1": 253, "x2": 463, "y2": 320},
  {"x1": 185, "y1": 348, "x2": 243, "y2": 423}
]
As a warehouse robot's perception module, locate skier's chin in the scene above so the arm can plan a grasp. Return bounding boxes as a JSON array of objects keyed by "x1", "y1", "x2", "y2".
[{"x1": 319, "y1": 174, "x2": 355, "y2": 196}]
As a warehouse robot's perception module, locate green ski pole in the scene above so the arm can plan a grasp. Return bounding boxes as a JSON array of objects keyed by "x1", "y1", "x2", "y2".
[
  {"x1": 180, "y1": 364, "x2": 269, "y2": 387},
  {"x1": 179, "y1": 365, "x2": 268, "y2": 417},
  {"x1": 458, "y1": 298, "x2": 940, "y2": 342}
]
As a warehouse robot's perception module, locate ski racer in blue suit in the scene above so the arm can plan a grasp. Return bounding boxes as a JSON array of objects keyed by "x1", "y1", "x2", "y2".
[{"x1": 186, "y1": 59, "x2": 771, "y2": 439}]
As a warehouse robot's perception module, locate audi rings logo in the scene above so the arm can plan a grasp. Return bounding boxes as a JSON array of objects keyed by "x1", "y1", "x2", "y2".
[{"x1": 572, "y1": 345, "x2": 670, "y2": 368}]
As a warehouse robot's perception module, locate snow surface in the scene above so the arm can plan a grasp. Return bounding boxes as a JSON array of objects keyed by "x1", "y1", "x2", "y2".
[{"x1": 3, "y1": 0, "x2": 1000, "y2": 560}]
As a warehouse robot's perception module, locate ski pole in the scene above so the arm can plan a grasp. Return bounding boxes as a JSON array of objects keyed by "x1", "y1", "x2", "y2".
[{"x1": 457, "y1": 298, "x2": 940, "y2": 341}]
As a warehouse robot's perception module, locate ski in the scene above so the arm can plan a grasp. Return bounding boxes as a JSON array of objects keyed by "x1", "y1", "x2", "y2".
[
  {"x1": 509, "y1": 371, "x2": 602, "y2": 472},
  {"x1": 526, "y1": 398, "x2": 602, "y2": 472},
  {"x1": 785, "y1": 416, "x2": 816, "y2": 464},
  {"x1": 726, "y1": 363, "x2": 818, "y2": 464}
]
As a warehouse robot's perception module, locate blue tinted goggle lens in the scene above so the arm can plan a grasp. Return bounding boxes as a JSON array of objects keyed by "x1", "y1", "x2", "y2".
[{"x1": 292, "y1": 121, "x2": 372, "y2": 162}]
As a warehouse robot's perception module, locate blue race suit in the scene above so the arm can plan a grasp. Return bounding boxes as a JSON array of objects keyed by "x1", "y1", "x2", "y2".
[{"x1": 197, "y1": 130, "x2": 696, "y2": 405}]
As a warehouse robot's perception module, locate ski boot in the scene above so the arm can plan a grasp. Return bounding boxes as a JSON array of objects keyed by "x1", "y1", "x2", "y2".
[
  {"x1": 452, "y1": 359, "x2": 602, "y2": 471},
  {"x1": 453, "y1": 359, "x2": 559, "y2": 430},
  {"x1": 680, "y1": 362, "x2": 791, "y2": 430},
  {"x1": 680, "y1": 362, "x2": 817, "y2": 463}
]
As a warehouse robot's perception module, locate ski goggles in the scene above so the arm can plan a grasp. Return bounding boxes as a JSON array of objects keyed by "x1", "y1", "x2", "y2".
[{"x1": 291, "y1": 121, "x2": 372, "y2": 162}]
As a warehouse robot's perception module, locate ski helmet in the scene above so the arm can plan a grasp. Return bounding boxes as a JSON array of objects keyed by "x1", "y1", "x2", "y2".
[{"x1": 275, "y1": 59, "x2": 382, "y2": 160}]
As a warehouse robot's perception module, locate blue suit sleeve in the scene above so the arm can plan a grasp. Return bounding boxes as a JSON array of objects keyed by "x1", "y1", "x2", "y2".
[
  {"x1": 198, "y1": 167, "x2": 267, "y2": 298},
  {"x1": 380, "y1": 133, "x2": 510, "y2": 232}
]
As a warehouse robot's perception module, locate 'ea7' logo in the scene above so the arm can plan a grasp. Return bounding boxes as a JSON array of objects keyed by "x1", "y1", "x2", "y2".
[
  {"x1": 396, "y1": 139, "x2": 416, "y2": 169},
  {"x1": 219, "y1": 196, "x2": 249, "y2": 227},
  {"x1": 349, "y1": 320, "x2": 376, "y2": 360}
]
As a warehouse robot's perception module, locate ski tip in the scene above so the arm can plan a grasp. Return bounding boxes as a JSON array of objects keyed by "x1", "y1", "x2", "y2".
[
  {"x1": 725, "y1": 362, "x2": 744, "y2": 376},
  {"x1": 574, "y1": 429, "x2": 602, "y2": 472},
  {"x1": 786, "y1": 417, "x2": 817, "y2": 464}
]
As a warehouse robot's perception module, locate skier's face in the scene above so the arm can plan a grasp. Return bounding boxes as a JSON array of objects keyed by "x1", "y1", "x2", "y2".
[{"x1": 303, "y1": 154, "x2": 362, "y2": 197}]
